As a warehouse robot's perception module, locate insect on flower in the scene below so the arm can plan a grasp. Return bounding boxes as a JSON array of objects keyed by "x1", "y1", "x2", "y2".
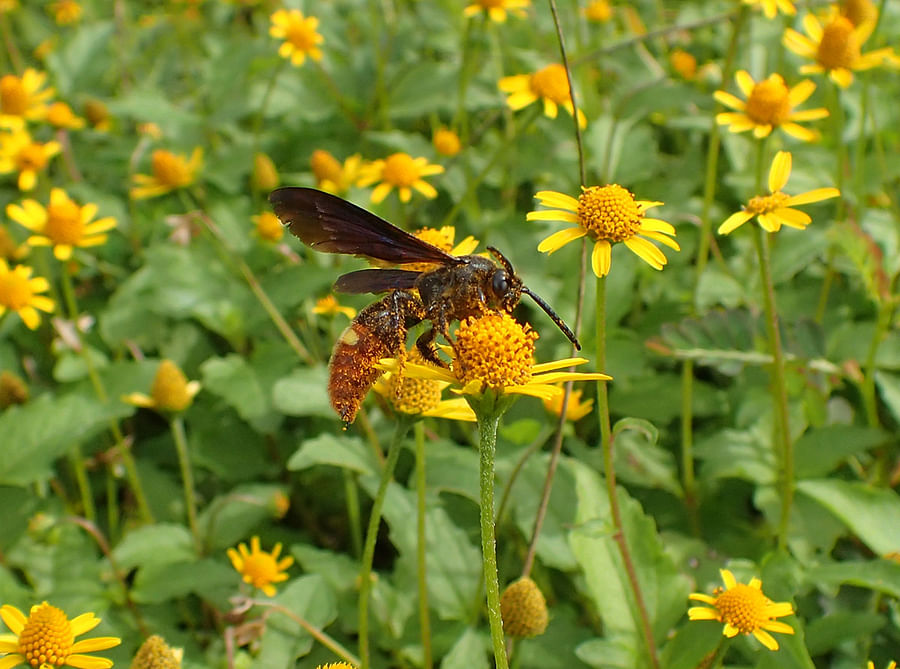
[{"x1": 269, "y1": 187, "x2": 580, "y2": 425}]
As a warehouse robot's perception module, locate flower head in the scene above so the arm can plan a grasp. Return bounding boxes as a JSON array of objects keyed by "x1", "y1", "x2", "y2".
[
  {"x1": 45, "y1": 102, "x2": 85, "y2": 130},
  {"x1": 528, "y1": 185, "x2": 679, "y2": 278},
  {"x1": 841, "y1": 0, "x2": 877, "y2": 27},
  {"x1": 122, "y1": 360, "x2": 201, "y2": 413},
  {"x1": 463, "y1": 0, "x2": 529, "y2": 23},
  {"x1": 7, "y1": 188, "x2": 116, "y2": 260},
  {"x1": 251, "y1": 152, "x2": 279, "y2": 192},
  {"x1": 0, "y1": 260, "x2": 54, "y2": 329},
  {"x1": 0, "y1": 69, "x2": 53, "y2": 121},
  {"x1": 714, "y1": 71, "x2": 828, "y2": 142},
  {"x1": 868, "y1": 662, "x2": 897, "y2": 669},
  {"x1": 0, "y1": 126, "x2": 61, "y2": 191},
  {"x1": 584, "y1": 0, "x2": 612, "y2": 22},
  {"x1": 433, "y1": 127, "x2": 461, "y2": 157},
  {"x1": 388, "y1": 226, "x2": 478, "y2": 273},
  {"x1": 500, "y1": 578, "x2": 549, "y2": 638},
  {"x1": 742, "y1": 0, "x2": 795, "y2": 19},
  {"x1": 357, "y1": 152, "x2": 444, "y2": 204},
  {"x1": 542, "y1": 386, "x2": 594, "y2": 421},
  {"x1": 719, "y1": 151, "x2": 840, "y2": 234},
  {"x1": 131, "y1": 635, "x2": 182, "y2": 669},
  {"x1": 130, "y1": 148, "x2": 202, "y2": 199},
  {"x1": 784, "y1": 13, "x2": 894, "y2": 87},
  {"x1": 252, "y1": 211, "x2": 284, "y2": 243},
  {"x1": 269, "y1": 9, "x2": 324, "y2": 67},
  {"x1": 316, "y1": 664, "x2": 356, "y2": 669},
  {"x1": 0, "y1": 601, "x2": 121, "y2": 669},
  {"x1": 310, "y1": 149, "x2": 362, "y2": 195},
  {"x1": 0, "y1": 370, "x2": 29, "y2": 407},
  {"x1": 670, "y1": 49, "x2": 697, "y2": 80},
  {"x1": 227, "y1": 536, "x2": 293, "y2": 597},
  {"x1": 688, "y1": 568, "x2": 795, "y2": 651},
  {"x1": 312, "y1": 295, "x2": 357, "y2": 320},
  {"x1": 49, "y1": 0, "x2": 82, "y2": 25},
  {"x1": 499, "y1": 64, "x2": 587, "y2": 129},
  {"x1": 83, "y1": 99, "x2": 110, "y2": 131}
]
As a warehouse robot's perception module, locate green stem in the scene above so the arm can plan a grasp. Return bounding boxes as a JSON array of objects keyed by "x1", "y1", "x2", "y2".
[
  {"x1": 414, "y1": 421, "x2": 433, "y2": 669},
  {"x1": 359, "y1": 415, "x2": 411, "y2": 669},
  {"x1": 596, "y1": 276, "x2": 658, "y2": 668},
  {"x1": 170, "y1": 415, "x2": 201, "y2": 551},
  {"x1": 67, "y1": 446, "x2": 95, "y2": 522},
  {"x1": 862, "y1": 300, "x2": 894, "y2": 428},
  {"x1": 344, "y1": 470, "x2": 363, "y2": 558}
]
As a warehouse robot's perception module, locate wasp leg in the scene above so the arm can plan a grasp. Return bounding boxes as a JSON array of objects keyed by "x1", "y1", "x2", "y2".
[{"x1": 414, "y1": 327, "x2": 448, "y2": 367}]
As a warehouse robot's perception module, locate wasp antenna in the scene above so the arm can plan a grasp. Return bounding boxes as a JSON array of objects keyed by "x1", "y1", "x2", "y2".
[
  {"x1": 522, "y1": 286, "x2": 581, "y2": 350},
  {"x1": 487, "y1": 246, "x2": 516, "y2": 274}
]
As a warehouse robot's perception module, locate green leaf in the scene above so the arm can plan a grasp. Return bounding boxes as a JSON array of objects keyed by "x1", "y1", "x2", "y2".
[
  {"x1": 201, "y1": 353, "x2": 281, "y2": 433},
  {"x1": 286, "y1": 433, "x2": 377, "y2": 476},
  {"x1": 794, "y1": 425, "x2": 887, "y2": 478},
  {"x1": 272, "y1": 366, "x2": 337, "y2": 419},
  {"x1": 804, "y1": 611, "x2": 884, "y2": 656},
  {"x1": 612, "y1": 417, "x2": 682, "y2": 497},
  {"x1": 440, "y1": 627, "x2": 489, "y2": 669},
  {"x1": 131, "y1": 558, "x2": 236, "y2": 605},
  {"x1": 659, "y1": 622, "x2": 721, "y2": 669},
  {"x1": 112, "y1": 524, "x2": 196, "y2": 570},
  {"x1": 808, "y1": 559, "x2": 900, "y2": 599},
  {"x1": 198, "y1": 484, "x2": 288, "y2": 550},
  {"x1": 575, "y1": 635, "x2": 639, "y2": 669},
  {"x1": 875, "y1": 371, "x2": 900, "y2": 424}
]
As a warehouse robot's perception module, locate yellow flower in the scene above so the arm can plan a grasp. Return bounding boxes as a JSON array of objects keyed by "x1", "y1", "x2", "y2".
[
  {"x1": 841, "y1": 0, "x2": 877, "y2": 27},
  {"x1": 315, "y1": 664, "x2": 356, "y2": 669},
  {"x1": 0, "y1": 223, "x2": 28, "y2": 260},
  {"x1": 386, "y1": 312, "x2": 610, "y2": 400},
  {"x1": 122, "y1": 360, "x2": 201, "y2": 413},
  {"x1": 312, "y1": 295, "x2": 357, "y2": 320},
  {"x1": 528, "y1": 185, "x2": 679, "y2": 278},
  {"x1": 387, "y1": 226, "x2": 478, "y2": 272},
  {"x1": 583, "y1": 0, "x2": 612, "y2": 22},
  {"x1": 742, "y1": 0, "x2": 795, "y2": 19},
  {"x1": 783, "y1": 13, "x2": 894, "y2": 88},
  {"x1": 251, "y1": 152, "x2": 279, "y2": 192},
  {"x1": 0, "y1": 69, "x2": 53, "y2": 121},
  {"x1": 867, "y1": 662, "x2": 897, "y2": 669},
  {"x1": 670, "y1": 48, "x2": 697, "y2": 80},
  {"x1": 500, "y1": 578, "x2": 549, "y2": 638},
  {"x1": 0, "y1": 601, "x2": 121, "y2": 669},
  {"x1": 7, "y1": 188, "x2": 116, "y2": 261},
  {"x1": 269, "y1": 8, "x2": 324, "y2": 67},
  {"x1": 130, "y1": 148, "x2": 203, "y2": 199},
  {"x1": 227, "y1": 536, "x2": 293, "y2": 597},
  {"x1": 310, "y1": 149, "x2": 362, "y2": 195},
  {"x1": 0, "y1": 370, "x2": 29, "y2": 407},
  {"x1": 131, "y1": 635, "x2": 182, "y2": 669},
  {"x1": 542, "y1": 385, "x2": 594, "y2": 421},
  {"x1": 463, "y1": 0, "x2": 529, "y2": 22},
  {"x1": 252, "y1": 211, "x2": 284, "y2": 243},
  {"x1": 45, "y1": 101, "x2": 85, "y2": 130},
  {"x1": 49, "y1": 0, "x2": 82, "y2": 24},
  {"x1": 433, "y1": 127, "x2": 461, "y2": 157},
  {"x1": 0, "y1": 259, "x2": 54, "y2": 329},
  {"x1": 688, "y1": 568, "x2": 795, "y2": 651},
  {"x1": 718, "y1": 151, "x2": 840, "y2": 234},
  {"x1": 82, "y1": 99, "x2": 110, "y2": 131},
  {"x1": 714, "y1": 71, "x2": 828, "y2": 142},
  {"x1": 0, "y1": 0, "x2": 18, "y2": 13},
  {"x1": 498, "y1": 64, "x2": 587, "y2": 129},
  {"x1": 0, "y1": 125, "x2": 61, "y2": 191},
  {"x1": 357, "y1": 152, "x2": 444, "y2": 204}
]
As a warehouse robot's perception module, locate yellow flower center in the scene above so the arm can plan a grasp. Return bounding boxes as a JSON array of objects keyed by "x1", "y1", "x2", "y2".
[
  {"x1": 454, "y1": 312, "x2": 536, "y2": 390},
  {"x1": 255, "y1": 212, "x2": 284, "y2": 242},
  {"x1": 16, "y1": 603, "x2": 74, "y2": 668},
  {"x1": 381, "y1": 152, "x2": 421, "y2": 188},
  {"x1": 841, "y1": 0, "x2": 877, "y2": 27},
  {"x1": 16, "y1": 142, "x2": 49, "y2": 172},
  {"x1": 500, "y1": 577, "x2": 549, "y2": 639},
  {"x1": 745, "y1": 75, "x2": 792, "y2": 126},
  {"x1": 414, "y1": 227, "x2": 454, "y2": 252},
  {"x1": 387, "y1": 350, "x2": 443, "y2": 414},
  {"x1": 151, "y1": 360, "x2": 194, "y2": 411},
  {"x1": 585, "y1": 0, "x2": 612, "y2": 21},
  {"x1": 45, "y1": 198, "x2": 84, "y2": 245},
  {"x1": 577, "y1": 184, "x2": 642, "y2": 242},
  {"x1": 478, "y1": 0, "x2": 506, "y2": 7},
  {"x1": 131, "y1": 635, "x2": 180, "y2": 669},
  {"x1": 151, "y1": 150, "x2": 192, "y2": 187},
  {"x1": 310, "y1": 149, "x2": 343, "y2": 184},
  {"x1": 746, "y1": 191, "x2": 790, "y2": 215},
  {"x1": 714, "y1": 584, "x2": 770, "y2": 634},
  {"x1": 817, "y1": 16, "x2": 860, "y2": 70},
  {"x1": 0, "y1": 75, "x2": 26, "y2": 116},
  {"x1": 530, "y1": 64, "x2": 571, "y2": 104},
  {"x1": 433, "y1": 128, "x2": 461, "y2": 157},
  {"x1": 84, "y1": 99, "x2": 109, "y2": 126},
  {"x1": 242, "y1": 550, "x2": 282, "y2": 587},
  {"x1": 286, "y1": 16, "x2": 318, "y2": 50},
  {"x1": 0, "y1": 267, "x2": 33, "y2": 309}
]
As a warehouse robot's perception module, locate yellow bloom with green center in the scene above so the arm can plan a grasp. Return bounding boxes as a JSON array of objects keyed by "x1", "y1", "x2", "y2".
[
  {"x1": 0, "y1": 601, "x2": 121, "y2": 669},
  {"x1": 49, "y1": 0, "x2": 82, "y2": 25},
  {"x1": 0, "y1": 259, "x2": 54, "y2": 329},
  {"x1": 499, "y1": 64, "x2": 587, "y2": 129},
  {"x1": 122, "y1": 360, "x2": 201, "y2": 413},
  {"x1": 784, "y1": 13, "x2": 895, "y2": 88},
  {"x1": 433, "y1": 127, "x2": 461, "y2": 157},
  {"x1": 357, "y1": 152, "x2": 444, "y2": 204},
  {"x1": 718, "y1": 151, "x2": 840, "y2": 235},
  {"x1": 688, "y1": 568, "x2": 795, "y2": 651},
  {"x1": 312, "y1": 295, "x2": 357, "y2": 319},
  {"x1": 0, "y1": 125, "x2": 61, "y2": 191},
  {"x1": 252, "y1": 211, "x2": 284, "y2": 243},
  {"x1": 269, "y1": 8, "x2": 324, "y2": 67},
  {"x1": 310, "y1": 149, "x2": 363, "y2": 195},
  {"x1": 227, "y1": 536, "x2": 294, "y2": 597},
  {"x1": 463, "y1": 0, "x2": 529, "y2": 22},
  {"x1": 742, "y1": 0, "x2": 795, "y2": 19},
  {"x1": 45, "y1": 102, "x2": 85, "y2": 130},
  {"x1": 7, "y1": 188, "x2": 116, "y2": 261},
  {"x1": 0, "y1": 69, "x2": 53, "y2": 122},
  {"x1": 130, "y1": 148, "x2": 203, "y2": 199},
  {"x1": 528, "y1": 185, "x2": 678, "y2": 278},
  {"x1": 714, "y1": 71, "x2": 828, "y2": 142}
]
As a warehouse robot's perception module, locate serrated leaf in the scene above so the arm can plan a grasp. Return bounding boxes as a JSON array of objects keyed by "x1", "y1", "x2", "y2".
[{"x1": 198, "y1": 483, "x2": 287, "y2": 550}]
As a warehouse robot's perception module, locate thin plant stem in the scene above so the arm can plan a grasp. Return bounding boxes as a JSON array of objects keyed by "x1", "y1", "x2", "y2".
[
  {"x1": 344, "y1": 470, "x2": 363, "y2": 558},
  {"x1": 596, "y1": 275, "x2": 659, "y2": 669},
  {"x1": 862, "y1": 300, "x2": 894, "y2": 428},
  {"x1": 67, "y1": 446, "x2": 95, "y2": 522},
  {"x1": 358, "y1": 415, "x2": 412, "y2": 669},
  {"x1": 414, "y1": 420, "x2": 433, "y2": 669},
  {"x1": 171, "y1": 414, "x2": 201, "y2": 551}
]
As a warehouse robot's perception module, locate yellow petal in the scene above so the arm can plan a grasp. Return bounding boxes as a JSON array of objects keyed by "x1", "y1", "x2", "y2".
[
  {"x1": 591, "y1": 239, "x2": 611, "y2": 277},
  {"x1": 537, "y1": 227, "x2": 586, "y2": 254},
  {"x1": 784, "y1": 187, "x2": 840, "y2": 206},
  {"x1": 768, "y1": 151, "x2": 792, "y2": 193},
  {"x1": 534, "y1": 190, "x2": 579, "y2": 211},
  {"x1": 624, "y1": 236, "x2": 666, "y2": 270}
]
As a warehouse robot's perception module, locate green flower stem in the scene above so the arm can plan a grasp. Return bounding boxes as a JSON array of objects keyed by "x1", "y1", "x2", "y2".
[
  {"x1": 67, "y1": 446, "x2": 95, "y2": 522},
  {"x1": 414, "y1": 420, "x2": 433, "y2": 669},
  {"x1": 596, "y1": 276, "x2": 659, "y2": 669},
  {"x1": 862, "y1": 300, "x2": 894, "y2": 428},
  {"x1": 344, "y1": 470, "x2": 363, "y2": 558},
  {"x1": 359, "y1": 415, "x2": 412, "y2": 669},
  {"x1": 170, "y1": 414, "x2": 201, "y2": 551}
]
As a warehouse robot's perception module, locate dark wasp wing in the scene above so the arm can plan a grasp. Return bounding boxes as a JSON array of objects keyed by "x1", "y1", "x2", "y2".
[
  {"x1": 269, "y1": 187, "x2": 461, "y2": 265},
  {"x1": 334, "y1": 268, "x2": 421, "y2": 294}
]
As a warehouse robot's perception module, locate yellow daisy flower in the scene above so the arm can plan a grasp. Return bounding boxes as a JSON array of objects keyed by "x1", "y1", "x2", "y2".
[
  {"x1": 498, "y1": 63, "x2": 587, "y2": 129},
  {"x1": 49, "y1": 0, "x2": 82, "y2": 25},
  {"x1": 131, "y1": 635, "x2": 183, "y2": 669},
  {"x1": 0, "y1": 126, "x2": 60, "y2": 191},
  {"x1": 670, "y1": 49, "x2": 697, "y2": 80},
  {"x1": 315, "y1": 664, "x2": 356, "y2": 669},
  {"x1": 252, "y1": 211, "x2": 284, "y2": 243},
  {"x1": 742, "y1": 0, "x2": 795, "y2": 19},
  {"x1": 312, "y1": 294, "x2": 357, "y2": 319},
  {"x1": 542, "y1": 385, "x2": 594, "y2": 421},
  {"x1": 357, "y1": 152, "x2": 444, "y2": 204},
  {"x1": 7, "y1": 188, "x2": 117, "y2": 261},
  {"x1": 269, "y1": 8, "x2": 324, "y2": 67},
  {"x1": 0, "y1": 69, "x2": 54, "y2": 122},
  {"x1": 841, "y1": 0, "x2": 877, "y2": 27},
  {"x1": 130, "y1": 147, "x2": 203, "y2": 199},
  {"x1": 867, "y1": 662, "x2": 897, "y2": 669},
  {"x1": 251, "y1": 151, "x2": 279, "y2": 192},
  {"x1": 583, "y1": 0, "x2": 613, "y2": 22},
  {"x1": 714, "y1": 71, "x2": 828, "y2": 142},
  {"x1": 122, "y1": 359, "x2": 201, "y2": 413},
  {"x1": 718, "y1": 151, "x2": 840, "y2": 234},
  {"x1": 0, "y1": 601, "x2": 121, "y2": 669},
  {"x1": 227, "y1": 536, "x2": 293, "y2": 597},
  {"x1": 688, "y1": 568, "x2": 795, "y2": 651},
  {"x1": 433, "y1": 127, "x2": 461, "y2": 157},
  {"x1": 463, "y1": 0, "x2": 529, "y2": 23},
  {"x1": 528, "y1": 185, "x2": 679, "y2": 278},
  {"x1": 45, "y1": 101, "x2": 85, "y2": 130},
  {"x1": 310, "y1": 149, "x2": 363, "y2": 196},
  {"x1": 0, "y1": 260, "x2": 54, "y2": 329},
  {"x1": 783, "y1": 13, "x2": 894, "y2": 88}
]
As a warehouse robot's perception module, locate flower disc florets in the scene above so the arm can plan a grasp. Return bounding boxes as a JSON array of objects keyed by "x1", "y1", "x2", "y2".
[
  {"x1": 500, "y1": 577, "x2": 550, "y2": 638},
  {"x1": 386, "y1": 349, "x2": 443, "y2": 414},
  {"x1": 746, "y1": 192, "x2": 791, "y2": 215},
  {"x1": 817, "y1": 16, "x2": 860, "y2": 70},
  {"x1": 577, "y1": 184, "x2": 642, "y2": 242},
  {"x1": 15, "y1": 603, "x2": 72, "y2": 667},
  {"x1": 714, "y1": 583, "x2": 771, "y2": 634},
  {"x1": 745, "y1": 75, "x2": 791, "y2": 126},
  {"x1": 454, "y1": 312, "x2": 536, "y2": 390},
  {"x1": 530, "y1": 64, "x2": 570, "y2": 105}
]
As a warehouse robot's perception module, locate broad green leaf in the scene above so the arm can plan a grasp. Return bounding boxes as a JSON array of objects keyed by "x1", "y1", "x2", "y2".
[
  {"x1": 131, "y1": 559, "x2": 236, "y2": 605},
  {"x1": 198, "y1": 484, "x2": 288, "y2": 550},
  {"x1": 291, "y1": 544, "x2": 359, "y2": 594},
  {"x1": 612, "y1": 417, "x2": 682, "y2": 497},
  {"x1": 575, "y1": 635, "x2": 639, "y2": 669},
  {"x1": 201, "y1": 353, "x2": 281, "y2": 433},
  {"x1": 808, "y1": 559, "x2": 900, "y2": 599},
  {"x1": 875, "y1": 371, "x2": 900, "y2": 424},
  {"x1": 804, "y1": 611, "x2": 884, "y2": 656},
  {"x1": 112, "y1": 524, "x2": 196, "y2": 570},
  {"x1": 659, "y1": 622, "x2": 721, "y2": 669},
  {"x1": 794, "y1": 425, "x2": 887, "y2": 478},
  {"x1": 287, "y1": 433, "x2": 377, "y2": 476},
  {"x1": 441, "y1": 627, "x2": 489, "y2": 669},
  {"x1": 272, "y1": 366, "x2": 336, "y2": 419}
]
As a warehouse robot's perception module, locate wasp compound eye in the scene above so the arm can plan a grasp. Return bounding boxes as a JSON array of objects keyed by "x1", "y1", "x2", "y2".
[{"x1": 492, "y1": 269, "x2": 509, "y2": 297}]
